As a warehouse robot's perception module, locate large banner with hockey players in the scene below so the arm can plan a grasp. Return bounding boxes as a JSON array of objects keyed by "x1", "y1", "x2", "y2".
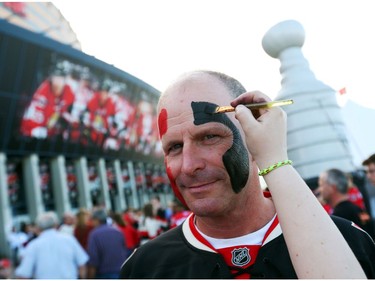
[
  {"x1": 0, "y1": 22, "x2": 163, "y2": 163},
  {"x1": 19, "y1": 58, "x2": 161, "y2": 158}
]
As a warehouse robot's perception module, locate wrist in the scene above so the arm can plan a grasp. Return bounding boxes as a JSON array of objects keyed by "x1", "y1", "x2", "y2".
[{"x1": 258, "y1": 159, "x2": 293, "y2": 176}]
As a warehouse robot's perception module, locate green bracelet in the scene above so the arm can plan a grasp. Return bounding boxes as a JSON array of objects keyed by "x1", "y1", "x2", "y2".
[{"x1": 258, "y1": 160, "x2": 293, "y2": 176}]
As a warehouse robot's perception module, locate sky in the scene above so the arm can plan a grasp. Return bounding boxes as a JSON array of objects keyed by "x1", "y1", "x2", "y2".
[{"x1": 52, "y1": 0, "x2": 375, "y2": 109}]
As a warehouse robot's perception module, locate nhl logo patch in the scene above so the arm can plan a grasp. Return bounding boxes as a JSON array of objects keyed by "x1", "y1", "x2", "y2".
[{"x1": 231, "y1": 247, "x2": 251, "y2": 266}]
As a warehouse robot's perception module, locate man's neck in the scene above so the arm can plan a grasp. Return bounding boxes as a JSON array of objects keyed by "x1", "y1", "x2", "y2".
[{"x1": 195, "y1": 196, "x2": 276, "y2": 239}]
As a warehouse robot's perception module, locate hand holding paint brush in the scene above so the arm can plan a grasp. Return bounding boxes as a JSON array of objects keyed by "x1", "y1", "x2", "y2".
[{"x1": 228, "y1": 92, "x2": 292, "y2": 169}]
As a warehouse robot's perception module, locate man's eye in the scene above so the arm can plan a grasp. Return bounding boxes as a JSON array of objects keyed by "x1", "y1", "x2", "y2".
[
  {"x1": 168, "y1": 143, "x2": 182, "y2": 154},
  {"x1": 204, "y1": 134, "x2": 218, "y2": 140}
]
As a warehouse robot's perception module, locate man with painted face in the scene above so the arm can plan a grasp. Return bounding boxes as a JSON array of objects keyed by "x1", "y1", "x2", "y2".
[{"x1": 120, "y1": 71, "x2": 375, "y2": 279}]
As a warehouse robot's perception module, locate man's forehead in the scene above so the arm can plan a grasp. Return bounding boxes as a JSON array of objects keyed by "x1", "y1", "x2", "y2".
[
  {"x1": 157, "y1": 73, "x2": 235, "y2": 133},
  {"x1": 161, "y1": 73, "x2": 231, "y2": 104},
  {"x1": 157, "y1": 106, "x2": 194, "y2": 138},
  {"x1": 158, "y1": 97, "x2": 194, "y2": 120}
]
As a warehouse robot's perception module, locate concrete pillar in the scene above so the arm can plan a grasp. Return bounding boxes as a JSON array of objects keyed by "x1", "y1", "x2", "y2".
[
  {"x1": 262, "y1": 20, "x2": 355, "y2": 180},
  {"x1": 127, "y1": 161, "x2": 139, "y2": 209},
  {"x1": 74, "y1": 157, "x2": 92, "y2": 210},
  {"x1": 50, "y1": 156, "x2": 70, "y2": 217},
  {"x1": 97, "y1": 158, "x2": 111, "y2": 210},
  {"x1": 138, "y1": 162, "x2": 149, "y2": 204},
  {"x1": 0, "y1": 153, "x2": 12, "y2": 257},
  {"x1": 113, "y1": 159, "x2": 126, "y2": 212},
  {"x1": 23, "y1": 154, "x2": 44, "y2": 221}
]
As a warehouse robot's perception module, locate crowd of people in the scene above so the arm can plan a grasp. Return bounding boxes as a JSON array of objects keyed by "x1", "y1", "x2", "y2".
[
  {"x1": 3, "y1": 159, "x2": 375, "y2": 279},
  {"x1": 4, "y1": 196, "x2": 191, "y2": 279},
  {"x1": 315, "y1": 167, "x2": 375, "y2": 238}
]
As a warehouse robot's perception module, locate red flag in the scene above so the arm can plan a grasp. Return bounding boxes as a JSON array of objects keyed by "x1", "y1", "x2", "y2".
[{"x1": 338, "y1": 87, "x2": 347, "y2": 95}]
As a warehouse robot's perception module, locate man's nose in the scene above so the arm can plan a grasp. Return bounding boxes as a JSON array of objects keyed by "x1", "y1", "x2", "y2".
[{"x1": 181, "y1": 144, "x2": 205, "y2": 175}]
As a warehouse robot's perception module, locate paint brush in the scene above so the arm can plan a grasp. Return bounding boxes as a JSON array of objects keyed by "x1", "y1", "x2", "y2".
[{"x1": 212, "y1": 99, "x2": 293, "y2": 114}]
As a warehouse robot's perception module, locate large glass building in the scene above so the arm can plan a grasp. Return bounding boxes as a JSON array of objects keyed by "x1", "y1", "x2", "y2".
[{"x1": 0, "y1": 2, "x2": 172, "y2": 258}]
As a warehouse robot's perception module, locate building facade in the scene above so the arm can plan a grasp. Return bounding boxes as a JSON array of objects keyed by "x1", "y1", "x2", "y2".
[{"x1": 0, "y1": 3, "x2": 173, "y2": 258}]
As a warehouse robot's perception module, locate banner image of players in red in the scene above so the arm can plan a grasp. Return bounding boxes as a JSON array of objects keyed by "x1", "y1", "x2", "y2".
[
  {"x1": 19, "y1": 57, "x2": 163, "y2": 159},
  {"x1": 82, "y1": 79, "x2": 117, "y2": 147},
  {"x1": 20, "y1": 61, "x2": 75, "y2": 138},
  {"x1": 132, "y1": 99, "x2": 158, "y2": 155},
  {"x1": 63, "y1": 66, "x2": 96, "y2": 142}
]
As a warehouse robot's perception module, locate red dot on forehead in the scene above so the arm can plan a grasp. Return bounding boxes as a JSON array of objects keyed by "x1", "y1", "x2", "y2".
[{"x1": 158, "y1": 108, "x2": 168, "y2": 138}]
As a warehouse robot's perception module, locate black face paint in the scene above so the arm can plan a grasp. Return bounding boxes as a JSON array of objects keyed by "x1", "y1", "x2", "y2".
[{"x1": 191, "y1": 101, "x2": 249, "y2": 193}]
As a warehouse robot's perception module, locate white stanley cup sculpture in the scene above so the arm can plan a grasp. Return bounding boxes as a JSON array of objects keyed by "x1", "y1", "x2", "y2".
[{"x1": 262, "y1": 20, "x2": 355, "y2": 180}]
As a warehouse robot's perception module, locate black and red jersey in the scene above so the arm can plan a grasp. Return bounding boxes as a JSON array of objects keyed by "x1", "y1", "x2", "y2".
[{"x1": 121, "y1": 214, "x2": 375, "y2": 279}]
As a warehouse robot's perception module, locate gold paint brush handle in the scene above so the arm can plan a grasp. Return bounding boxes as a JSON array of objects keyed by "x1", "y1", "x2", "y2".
[
  {"x1": 214, "y1": 99, "x2": 293, "y2": 113},
  {"x1": 245, "y1": 99, "x2": 293, "y2": 109}
]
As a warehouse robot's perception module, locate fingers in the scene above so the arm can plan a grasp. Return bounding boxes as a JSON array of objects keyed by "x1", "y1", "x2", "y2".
[
  {"x1": 230, "y1": 90, "x2": 272, "y2": 107},
  {"x1": 235, "y1": 104, "x2": 258, "y2": 131},
  {"x1": 231, "y1": 91, "x2": 272, "y2": 119}
]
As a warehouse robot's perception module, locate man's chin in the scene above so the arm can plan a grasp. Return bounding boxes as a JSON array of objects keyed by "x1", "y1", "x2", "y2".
[{"x1": 187, "y1": 198, "x2": 224, "y2": 217}]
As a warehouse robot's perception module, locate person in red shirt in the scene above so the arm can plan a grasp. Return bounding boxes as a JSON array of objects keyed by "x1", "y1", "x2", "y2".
[
  {"x1": 111, "y1": 212, "x2": 140, "y2": 256},
  {"x1": 169, "y1": 199, "x2": 191, "y2": 229},
  {"x1": 347, "y1": 174, "x2": 373, "y2": 236},
  {"x1": 346, "y1": 174, "x2": 366, "y2": 210}
]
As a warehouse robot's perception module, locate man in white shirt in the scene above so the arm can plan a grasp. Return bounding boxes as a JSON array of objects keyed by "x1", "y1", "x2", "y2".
[{"x1": 15, "y1": 211, "x2": 88, "y2": 279}]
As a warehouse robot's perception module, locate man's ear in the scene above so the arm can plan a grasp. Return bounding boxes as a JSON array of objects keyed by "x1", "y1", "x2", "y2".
[{"x1": 331, "y1": 184, "x2": 338, "y2": 192}]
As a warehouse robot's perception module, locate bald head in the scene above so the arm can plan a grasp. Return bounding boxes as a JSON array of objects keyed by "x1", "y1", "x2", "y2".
[
  {"x1": 158, "y1": 70, "x2": 246, "y2": 113},
  {"x1": 158, "y1": 71, "x2": 244, "y2": 141}
]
